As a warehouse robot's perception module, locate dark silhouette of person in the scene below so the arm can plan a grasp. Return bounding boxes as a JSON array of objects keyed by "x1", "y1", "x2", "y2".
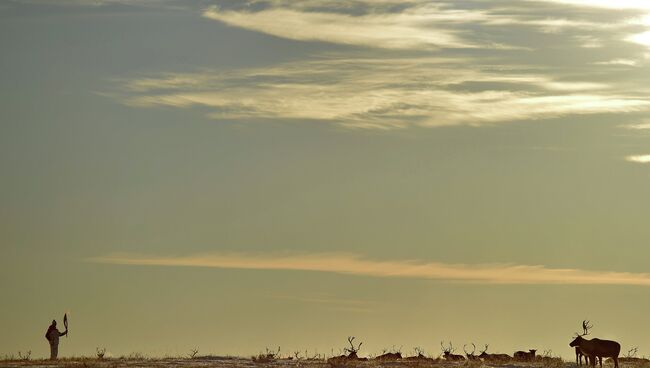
[{"x1": 45, "y1": 320, "x2": 67, "y2": 360}]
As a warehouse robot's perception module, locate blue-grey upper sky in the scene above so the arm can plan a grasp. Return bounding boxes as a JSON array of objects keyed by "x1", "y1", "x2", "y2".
[{"x1": 2, "y1": 0, "x2": 650, "y2": 360}]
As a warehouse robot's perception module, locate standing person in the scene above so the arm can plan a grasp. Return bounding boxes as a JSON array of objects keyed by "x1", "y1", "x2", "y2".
[{"x1": 45, "y1": 320, "x2": 67, "y2": 360}]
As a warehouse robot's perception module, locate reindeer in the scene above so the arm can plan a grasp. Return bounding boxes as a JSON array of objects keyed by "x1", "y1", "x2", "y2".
[
  {"x1": 376, "y1": 346, "x2": 402, "y2": 361},
  {"x1": 327, "y1": 336, "x2": 367, "y2": 366},
  {"x1": 404, "y1": 347, "x2": 433, "y2": 362},
  {"x1": 569, "y1": 320, "x2": 620, "y2": 368},
  {"x1": 479, "y1": 345, "x2": 511, "y2": 362},
  {"x1": 464, "y1": 343, "x2": 480, "y2": 361},
  {"x1": 617, "y1": 347, "x2": 650, "y2": 364},
  {"x1": 514, "y1": 349, "x2": 537, "y2": 361},
  {"x1": 441, "y1": 341, "x2": 466, "y2": 361},
  {"x1": 576, "y1": 346, "x2": 586, "y2": 366},
  {"x1": 252, "y1": 346, "x2": 281, "y2": 363},
  {"x1": 375, "y1": 352, "x2": 402, "y2": 361},
  {"x1": 574, "y1": 322, "x2": 591, "y2": 366}
]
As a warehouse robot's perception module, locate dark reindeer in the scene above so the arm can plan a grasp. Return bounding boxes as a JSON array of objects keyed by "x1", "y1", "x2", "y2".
[
  {"x1": 464, "y1": 343, "x2": 480, "y2": 361},
  {"x1": 612, "y1": 347, "x2": 650, "y2": 364},
  {"x1": 575, "y1": 322, "x2": 591, "y2": 366},
  {"x1": 375, "y1": 352, "x2": 402, "y2": 361},
  {"x1": 576, "y1": 346, "x2": 586, "y2": 366},
  {"x1": 514, "y1": 349, "x2": 537, "y2": 361},
  {"x1": 375, "y1": 346, "x2": 402, "y2": 361},
  {"x1": 570, "y1": 320, "x2": 620, "y2": 368},
  {"x1": 441, "y1": 341, "x2": 465, "y2": 361},
  {"x1": 479, "y1": 345, "x2": 511, "y2": 362},
  {"x1": 404, "y1": 347, "x2": 434, "y2": 362},
  {"x1": 327, "y1": 336, "x2": 367, "y2": 366}
]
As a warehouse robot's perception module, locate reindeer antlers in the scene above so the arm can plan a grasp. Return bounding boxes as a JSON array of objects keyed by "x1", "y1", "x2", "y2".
[
  {"x1": 480, "y1": 344, "x2": 489, "y2": 354},
  {"x1": 464, "y1": 343, "x2": 476, "y2": 355},
  {"x1": 625, "y1": 347, "x2": 639, "y2": 358},
  {"x1": 345, "y1": 336, "x2": 362, "y2": 354},
  {"x1": 441, "y1": 341, "x2": 455, "y2": 354},
  {"x1": 582, "y1": 320, "x2": 593, "y2": 336},
  {"x1": 574, "y1": 320, "x2": 593, "y2": 337}
]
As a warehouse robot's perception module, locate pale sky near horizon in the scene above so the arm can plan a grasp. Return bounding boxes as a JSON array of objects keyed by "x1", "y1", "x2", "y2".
[{"x1": 2, "y1": 0, "x2": 650, "y2": 360}]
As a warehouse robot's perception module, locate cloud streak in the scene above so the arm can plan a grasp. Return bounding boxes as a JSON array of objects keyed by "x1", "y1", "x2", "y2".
[
  {"x1": 625, "y1": 154, "x2": 650, "y2": 163},
  {"x1": 102, "y1": 0, "x2": 650, "y2": 130},
  {"x1": 202, "y1": 6, "x2": 479, "y2": 50},
  {"x1": 89, "y1": 252, "x2": 650, "y2": 286},
  {"x1": 201, "y1": 3, "x2": 627, "y2": 50},
  {"x1": 114, "y1": 57, "x2": 650, "y2": 130},
  {"x1": 531, "y1": 0, "x2": 650, "y2": 10},
  {"x1": 622, "y1": 121, "x2": 650, "y2": 129}
]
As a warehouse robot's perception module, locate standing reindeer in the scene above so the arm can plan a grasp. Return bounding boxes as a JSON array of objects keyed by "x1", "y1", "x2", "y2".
[
  {"x1": 576, "y1": 346, "x2": 586, "y2": 366},
  {"x1": 575, "y1": 321, "x2": 591, "y2": 366},
  {"x1": 441, "y1": 342, "x2": 466, "y2": 361},
  {"x1": 569, "y1": 320, "x2": 620, "y2": 368}
]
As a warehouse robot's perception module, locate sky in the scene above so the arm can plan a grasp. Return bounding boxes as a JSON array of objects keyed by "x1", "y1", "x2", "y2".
[{"x1": 2, "y1": 0, "x2": 650, "y2": 360}]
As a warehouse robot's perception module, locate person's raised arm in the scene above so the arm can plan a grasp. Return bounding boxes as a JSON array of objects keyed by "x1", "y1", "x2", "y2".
[{"x1": 59, "y1": 330, "x2": 67, "y2": 337}]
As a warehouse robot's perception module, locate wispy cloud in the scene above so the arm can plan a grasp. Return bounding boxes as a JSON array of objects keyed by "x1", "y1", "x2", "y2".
[
  {"x1": 201, "y1": 3, "x2": 626, "y2": 50},
  {"x1": 99, "y1": 0, "x2": 650, "y2": 130},
  {"x1": 625, "y1": 154, "x2": 650, "y2": 163},
  {"x1": 531, "y1": 0, "x2": 650, "y2": 49},
  {"x1": 594, "y1": 59, "x2": 639, "y2": 66},
  {"x1": 114, "y1": 57, "x2": 648, "y2": 130},
  {"x1": 621, "y1": 121, "x2": 650, "y2": 130},
  {"x1": 202, "y1": 6, "x2": 479, "y2": 50},
  {"x1": 89, "y1": 252, "x2": 650, "y2": 286},
  {"x1": 12, "y1": 0, "x2": 175, "y2": 6},
  {"x1": 627, "y1": 31, "x2": 650, "y2": 47},
  {"x1": 531, "y1": 0, "x2": 650, "y2": 10}
]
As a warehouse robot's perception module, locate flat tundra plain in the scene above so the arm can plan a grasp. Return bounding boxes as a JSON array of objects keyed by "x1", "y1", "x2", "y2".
[{"x1": 0, "y1": 357, "x2": 639, "y2": 368}]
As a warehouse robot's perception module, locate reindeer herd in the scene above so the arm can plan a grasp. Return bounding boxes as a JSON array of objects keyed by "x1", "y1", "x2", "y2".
[
  {"x1": 326, "y1": 321, "x2": 632, "y2": 367},
  {"x1": 328, "y1": 337, "x2": 544, "y2": 365},
  {"x1": 441, "y1": 342, "x2": 534, "y2": 363}
]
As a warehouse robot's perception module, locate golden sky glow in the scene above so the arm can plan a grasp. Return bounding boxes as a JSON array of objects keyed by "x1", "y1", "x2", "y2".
[{"x1": 3, "y1": 0, "x2": 650, "y2": 360}]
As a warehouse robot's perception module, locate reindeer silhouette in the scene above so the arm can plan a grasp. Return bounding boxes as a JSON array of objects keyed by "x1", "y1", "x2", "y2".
[{"x1": 570, "y1": 320, "x2": 620, "y2": 368}]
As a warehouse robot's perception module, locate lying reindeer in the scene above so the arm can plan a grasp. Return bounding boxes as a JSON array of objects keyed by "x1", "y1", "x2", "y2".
[
  {"x1": 441, "y1": 342, "x2": 465, "y2": 361},
  {"x1": 375, "y1": 350, "x2": 402, "y2": 361},
  {"x1": 464, "y1": 343, "x2": 480, "y2": 361},
  {"x1": 514, "y1": 349, "x2": 537, "y2": 361},
  {"x1": 479, "y1": 345, "x2": 511, "y2": 362},
  {"x1": 327, "y1": 337, "x2": 368, "y2": 366}
]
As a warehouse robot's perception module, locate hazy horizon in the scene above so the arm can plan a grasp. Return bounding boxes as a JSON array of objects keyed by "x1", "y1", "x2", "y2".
[{"x1": 2, "y1": 0, "x2": 650, "y2": 361}]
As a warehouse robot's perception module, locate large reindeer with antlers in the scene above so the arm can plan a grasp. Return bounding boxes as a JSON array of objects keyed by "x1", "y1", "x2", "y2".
[
  {"x1": 441, "y1": 342, "x2": 465, "y2": 361},
  {"x1": 464, "y1": 344, "x2": 480, "y2": 361},
  {"x1": 327, "y1": 336, "x2": 367, "y2": 366},
  {"x1": 570, "y1": 320, "x2": 620, "y2": 368},
  {"x1": 576, "y1": 347, "x2": 586, "y2": 366},
  {"x1": 575, "y1": 321, "x2": 591, "y2": 366}
]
